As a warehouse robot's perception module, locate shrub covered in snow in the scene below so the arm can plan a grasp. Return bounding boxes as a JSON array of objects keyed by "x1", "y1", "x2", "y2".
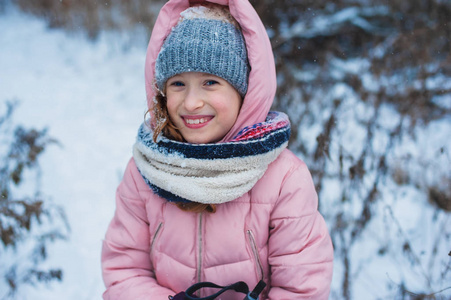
[{"x1": 0, "y1": 102, "x2": 69, "y2": 299}]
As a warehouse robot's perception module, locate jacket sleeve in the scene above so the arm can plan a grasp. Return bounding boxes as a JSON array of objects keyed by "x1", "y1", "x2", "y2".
[
  {"x1": 266, "y1": 160, "x2": 334, "y2": 300},
  {"x1": 101, "y1": 159, "x2": 175, "y2": 299}
]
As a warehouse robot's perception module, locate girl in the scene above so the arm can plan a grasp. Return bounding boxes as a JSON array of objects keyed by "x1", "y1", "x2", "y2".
[{"x1": 101, "y1": 0, "x2": 333, "y2": 299}]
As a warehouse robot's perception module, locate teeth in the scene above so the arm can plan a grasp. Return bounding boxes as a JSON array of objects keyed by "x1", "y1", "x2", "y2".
[{"x1": 186, "y1": 118, "x2": 206, "y2": 124}]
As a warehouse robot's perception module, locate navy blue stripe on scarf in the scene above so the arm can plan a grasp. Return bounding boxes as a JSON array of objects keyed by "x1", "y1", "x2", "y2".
[{"x1": 137, "y1": 124, "x2": 290, "y2": 160}]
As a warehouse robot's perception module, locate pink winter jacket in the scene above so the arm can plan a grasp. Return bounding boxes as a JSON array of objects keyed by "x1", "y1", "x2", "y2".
[
  {"x1": 102, "y1": 0, "x2": 333, "y2": 299},
  {"x1": 102, "y1": 152, "x2": 333, "y2": 299}
]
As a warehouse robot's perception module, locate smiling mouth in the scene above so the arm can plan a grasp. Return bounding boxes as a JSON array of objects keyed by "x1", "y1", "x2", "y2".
[
  {"x1": 185, "y1": 118, "x2": 208, "y2": 124},
  {"x1": 183, "y1": 116, "x2": 213, "y2": 126}
]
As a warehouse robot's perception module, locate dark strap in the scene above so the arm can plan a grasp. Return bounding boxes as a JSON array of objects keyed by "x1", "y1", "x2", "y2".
[
  {"x1": 248, "y1": 280, "x2": 266, "y2": 299},
  {"x1": 184, "y1": 281, "x2": 249, "y2": 300}
]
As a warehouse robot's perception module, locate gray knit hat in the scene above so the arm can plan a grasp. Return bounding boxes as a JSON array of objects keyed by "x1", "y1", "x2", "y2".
[{"x1": 155, "y1": 5, "x2": 249, "y2": 97}]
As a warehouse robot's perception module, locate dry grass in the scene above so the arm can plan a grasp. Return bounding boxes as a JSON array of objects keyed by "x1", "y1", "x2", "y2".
[{"x1": 13, "y1": 0, "x2": 165, "y2": 39}]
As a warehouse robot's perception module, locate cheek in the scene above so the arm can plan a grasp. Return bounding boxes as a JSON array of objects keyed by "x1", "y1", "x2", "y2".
[
  {"x1": 215, "y1": 101, "x2": 236, "y2": 119},
  {"x1": 219, "y1": 108, "x2": 240, "y2": 129},
  {"x1": 215, "y1": 96, "x2": 241, "y2": 121},
  {"x1": 165, "y1": 96, "x2": 178, "y2": 119}
]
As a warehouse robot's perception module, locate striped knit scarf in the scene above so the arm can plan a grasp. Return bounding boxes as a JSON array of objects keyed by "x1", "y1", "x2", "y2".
[{"x1": 133, "y1": 111, "x2": 290, "y2": 204}]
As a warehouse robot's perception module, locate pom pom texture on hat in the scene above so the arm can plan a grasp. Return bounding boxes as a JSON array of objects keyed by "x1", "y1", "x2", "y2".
[{"x1": 155, "y1": 6, "x2": 249, "y2": 97}]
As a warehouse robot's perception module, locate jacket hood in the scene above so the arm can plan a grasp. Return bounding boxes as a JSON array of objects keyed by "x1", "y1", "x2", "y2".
[{"x1": 144, "y1": 0, "x2": 277, "y2": 142}]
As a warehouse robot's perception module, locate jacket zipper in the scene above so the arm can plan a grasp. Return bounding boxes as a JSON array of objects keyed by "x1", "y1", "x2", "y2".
[
  {"x1": 196, "y1": 213, "x2": 203, "y2": 297},
  {"x1": 150, "y1": 222, "x2": 163, "y2": 256},
  {"x1": 247, "y1": 229, "x2": 264, "y2": 281}
]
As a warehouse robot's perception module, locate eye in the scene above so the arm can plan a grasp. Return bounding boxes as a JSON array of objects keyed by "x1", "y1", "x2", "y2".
[
  {"x1": 205, "y1": 80, "x2": 219, "y2": 86},
  {"x1": 170, "y1": 81, "x2": 185, "y2": 87}
]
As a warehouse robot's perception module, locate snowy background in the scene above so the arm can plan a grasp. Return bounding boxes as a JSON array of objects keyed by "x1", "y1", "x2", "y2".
[
  {"x1": 1, "y1": 1, "x2": 450, "y2": 299},
  {"x1": 1, "y1": 7, "x2": 146, "y2": 299}
]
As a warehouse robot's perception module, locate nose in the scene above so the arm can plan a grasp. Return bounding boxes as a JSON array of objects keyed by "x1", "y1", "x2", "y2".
[{"x1": 183, "y1": 86, "x2": 204, "y2": 112}]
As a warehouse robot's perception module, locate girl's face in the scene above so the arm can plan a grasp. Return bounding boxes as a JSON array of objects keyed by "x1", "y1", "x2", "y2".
[{"x1": 165, "y1": 72, "x2": 242, "y2": 144}]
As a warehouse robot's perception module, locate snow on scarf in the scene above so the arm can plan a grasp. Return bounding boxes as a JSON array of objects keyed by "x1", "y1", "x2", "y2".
[{"x1": 133, "y1": 111, "x2": 290, "y2": 204}]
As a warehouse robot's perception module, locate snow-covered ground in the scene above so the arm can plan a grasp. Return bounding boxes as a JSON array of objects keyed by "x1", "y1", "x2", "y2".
[{"x1": 1, "y1": 7, "x2": 146, "y2": 299}]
